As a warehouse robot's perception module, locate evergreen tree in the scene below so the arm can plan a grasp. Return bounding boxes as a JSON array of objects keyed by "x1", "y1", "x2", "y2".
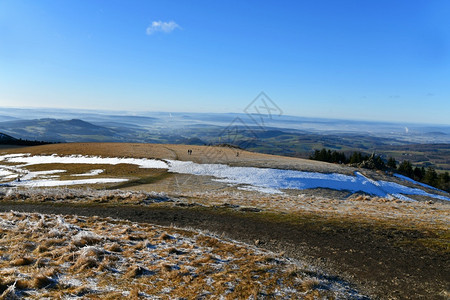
[
  {"x1": 413, "y1": 166, "x2": 423, "y2": 181},
  {"x1": 387, "y1": 157, "x2": 397, "y2": 169},
  {"x1": 349, "y1": 152, "x2": 362, "y2": 164},
  {"x1": 310, "y1": 150, "x2": 320, "y2": 160},
  {"x1": 398, "y1": 160, "x2": 413, "y2": 177},
  {"x1": 442, "y1": 171, "x2": 450, "y2": 183},
  {"x1": 438, "y1": 172, "x2": 450, "y2": 192},
  {"x1": 423, "y1": 167, "x2": 438, "y2": 186},
  {"x1": 319, "y1": 148, "x2": 328, "y2": 161},
  {"x1": 373, "y1": 155, "x2": 386, "y2": 170}
]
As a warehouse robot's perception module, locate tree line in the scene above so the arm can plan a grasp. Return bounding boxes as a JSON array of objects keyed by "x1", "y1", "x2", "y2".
[
  {"x1": 393, "y1": 159, "x2": 449, "y2": 192},
  {"x1": 0, "y1": 138, "x2": 52, "y2": 146},
  {"x1": 310, "y1": 148, "x2": 450, "y2": 192},
  {"x1": 310, "y1": 148, "x2": 385, "y2": 168}
]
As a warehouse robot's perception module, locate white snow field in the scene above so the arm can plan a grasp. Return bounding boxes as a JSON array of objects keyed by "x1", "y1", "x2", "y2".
[
  {"x1": 166, "y1": 161, "x2": 450, "y2": 201},
  {"x1": 0, "y1": 153, "x2": 449, "y2": 201},
  {"x1": 4, "y1": 154, "x2": 168, "y2": 169}
]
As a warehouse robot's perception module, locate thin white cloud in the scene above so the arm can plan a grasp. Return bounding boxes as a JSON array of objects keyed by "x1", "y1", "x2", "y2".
[{"x1": 146, "y1": 20, "x2": 180, "y2": 35}]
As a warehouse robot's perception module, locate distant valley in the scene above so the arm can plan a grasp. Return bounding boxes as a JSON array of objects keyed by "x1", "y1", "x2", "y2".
[{"x1": 0, "y1": 107, "x2": 449, "y2": 171}]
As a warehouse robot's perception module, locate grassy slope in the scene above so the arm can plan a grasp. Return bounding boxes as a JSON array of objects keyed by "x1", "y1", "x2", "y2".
[
  {"x1": 2, "y1": 211, "x2": 349, "y2": 299},
  {"x1": 1, "y1": 142, "x2": 449, "y2": 298},
  {"x1": 0, "y1": 201, "x2": 447, "y2": 299}
]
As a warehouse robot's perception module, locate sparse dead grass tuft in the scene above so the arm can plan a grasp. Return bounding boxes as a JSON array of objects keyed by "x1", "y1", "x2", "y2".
[
  {"x1": 10, "y1": 257, "x2": 34, "y2": 266},
  {"x1": 159, "y1": 232, "x2": 174, "y2": 241},
  {"x1": 301, "y1": 278, "x2": 321, "y2": 291},
  {"x1": 124, "y1": 265, "x2": 148, "y2": 278},
  {"x1": 105, "y1": 242, "x2": 122, "y2": 252},
  {"x1": 72, "y1": 256, "x2": 99, "y2": 272},
  {"x1": 31, "y1": 274, "x2": 55, "y2": 289},
  {"x1": 73, "y1": 235, "x2": 101, "y2": 247}
]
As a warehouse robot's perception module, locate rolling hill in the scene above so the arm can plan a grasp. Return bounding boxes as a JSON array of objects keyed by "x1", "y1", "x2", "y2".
[
  {"x1": 0, "y1": 118, "x2": 126, "y2": 143},
  {"x1": 0, "y1": 132, "x2": 18, "y2": 144}
]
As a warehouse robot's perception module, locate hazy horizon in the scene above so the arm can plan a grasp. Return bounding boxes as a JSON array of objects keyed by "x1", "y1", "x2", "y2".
[
  {"x1": 1, "y1": 1, "x2": 449, "y2": 124},
  {"x1": 0, "y1": 106, "x2": 450, "y2": 127}
]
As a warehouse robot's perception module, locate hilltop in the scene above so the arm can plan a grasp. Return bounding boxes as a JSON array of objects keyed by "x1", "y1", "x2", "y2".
[{"x1": 0, "y1": 142, "x2": 449, "y2": 299}]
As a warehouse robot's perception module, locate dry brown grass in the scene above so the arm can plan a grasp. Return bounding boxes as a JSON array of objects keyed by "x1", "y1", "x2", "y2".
[
  {"x1": 105, "y1": 242, "x2": 122, "y2": 252},
  {"x1": 0, "y1": 188, "x2": 170, "y2": 206},
  {"x1": 30, "y1": 274, "x2": 54, "y2": 289},
  {"x1": 10, "y1": 257, "x2": 34, "y2": 266},
  {"x1": 174, "y1": 190, "x2": 450, "y2": 234},
  {"x1": 124, "y1": 265, "x2": 147, "y2": 278},
  {"x1": 0, "y1": 211, "x2": 359, "y2": 298}
]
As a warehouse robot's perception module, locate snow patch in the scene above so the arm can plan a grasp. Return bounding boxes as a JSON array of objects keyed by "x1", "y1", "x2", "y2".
[
  {"x1": 21, "y1": 170, "x2": 66, "y2": 181},
  {"x1": 4, "y1": 154, "x2": 167, "y2": 169},
  {"x1": 0, "y1": 169, "x2": 14, "y2": 177},
  {"x1": 11, "y1": 178, "x2": 127, "y2": 187},
  {"x1": 166, "y1": 160, "x2": 450, "y2": 201},
  {"x1": 73, "y1": 169, "x2": 104, "y2": 176},
  {"x1": 1, "y1": 154, "x2": 448, "y2": 201}
]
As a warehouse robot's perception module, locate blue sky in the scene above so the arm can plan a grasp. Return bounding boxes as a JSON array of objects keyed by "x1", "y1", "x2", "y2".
[{"x1": 0, "y1": 0, "x2": 449, "y2": 124}]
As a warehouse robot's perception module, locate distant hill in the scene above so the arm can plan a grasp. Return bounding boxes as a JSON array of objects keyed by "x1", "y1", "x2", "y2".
[
  {"x1": 0, "y1": 115, "x2": 19, "y2": 122},
  {"x1": 0, "y1": 132, "x2": 18, "y2": 143},
  {"x1": 0, "y1": 113, "x2": 448, "y2": 171},
  {"x1": 0, "y1": 118, "x2": 126, "y2": 143},
  {"x1": 0, "y1": 131, "x2": 49, "y2": 146}
]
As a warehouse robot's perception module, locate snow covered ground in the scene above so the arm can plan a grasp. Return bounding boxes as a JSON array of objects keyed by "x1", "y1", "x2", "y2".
[
  {"x1": 166, "y1": 161, "x2": 449, "y2": 201},
  {"x1": 4, "y1": 154, "x2": 167, "y2": 169},
  {"x1": 0, "y1": 153, "x2": 449, "y2": 201}
]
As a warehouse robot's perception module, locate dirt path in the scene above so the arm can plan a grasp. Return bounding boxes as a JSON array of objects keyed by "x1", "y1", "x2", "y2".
[{"x1": 1, "y1": 202, "x2": 448, "y2": 299}]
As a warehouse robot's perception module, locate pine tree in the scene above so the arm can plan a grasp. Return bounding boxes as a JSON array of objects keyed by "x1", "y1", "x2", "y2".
[
  {"x1": 413, "y1": 166, "x2": 423, "y2": 181},
  {"x1": 387, "y1": 157, "x2": 397, "y2": 169},
  {"x1": 442, "y1": 171, "x2": 450, "y2": 183},
  {"x1": 423, "y1": 167, "x2": 438, "y2": 186},
  {"x1": 349, "y1": 152, "x2": 363, "y2": 164},
  {"x1": 398, "y1": 160, "x2": 413, "y2": 177}
]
